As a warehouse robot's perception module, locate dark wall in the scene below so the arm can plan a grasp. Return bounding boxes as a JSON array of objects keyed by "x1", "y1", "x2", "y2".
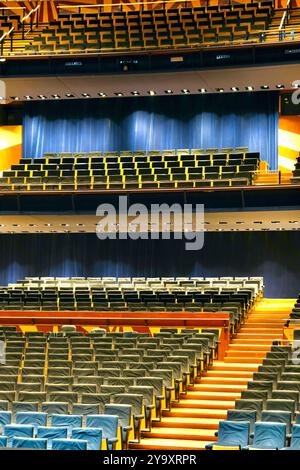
[
  {"x1": 23, "y1": 92, "x2": 279, "y2": 169},
  {"x1": 0, "y1": 231, "x2": 298, "y2": 298}
]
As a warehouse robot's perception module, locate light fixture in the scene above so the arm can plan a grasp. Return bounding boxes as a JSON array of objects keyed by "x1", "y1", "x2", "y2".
[
  {"x1": 260, "y1": 85, "x2": 269, "y2": 90},
  {"x1": 131, "y1": 91, "x2": 140, "y2": 96},
  {"x1": 199, "y1": 88, "x2": 207, "y2": 93},
  {"x1": 115, "y1": 92, "x2": 123, "y2": 97},
  {"x1": 25, "y1": 95, "x2": 33, "y2": 100},
  {"x1": 52, "y1": 94, "x2": 60, "y2": 99},
  {"x1": 181, "y1": 89, "x2": 190, "y2": 94},
  {"x1": 292, "y1": 82, "x2": 300, "y2": 89},
  {"x1": 66, "y1": 93, "x2": 74, "y2": 97},
  {"x1": 231, "y1": 87, "x2": 239, "y2": 92},
  {"x1": 217, "y1": 88, "x2": 224, "y2": 93},
  {"x1": 82, "y1": 93, "x2": 90, "y2": 97},
  {"x1": 245, "y1": 86, "x2": 254, "y2": 91},
  {"x1": 165, "y1": 89, "x2": 173, "y2": 94},
  {"x1": 38, "y1": 95, "x2": 46, "y2": 100},
  {"x1": 0, "y1": 58, "x2": 6, "y2": 62},
  {"x1": 98, "y1": 92, "x2": 106, "y2": 97},
  {"x1": 148, "y1": 90, "x2": 156, "y2": 96},
  {"x1": 276, "y1": 84, "x2": 284, "y2": 89},
  {"x1": 11, "y1": 96, "x2": 19, "y2": 101}
]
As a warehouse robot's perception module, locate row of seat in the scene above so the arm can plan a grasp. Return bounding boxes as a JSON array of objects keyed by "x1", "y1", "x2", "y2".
[{"x1": 23, "y1": 4, "x2": 274, "y2": 53}]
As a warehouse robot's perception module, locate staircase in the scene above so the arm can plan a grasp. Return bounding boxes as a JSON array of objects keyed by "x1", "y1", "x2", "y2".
[{"x1": 130, "y1": 299, "x2": 292, "y2": 451}]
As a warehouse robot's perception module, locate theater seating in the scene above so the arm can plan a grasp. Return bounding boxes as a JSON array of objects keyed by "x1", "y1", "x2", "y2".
[
  {"x1": 0, "y1": 148, "x2": 260, "y2": 192},
  {"x1": 0, "y1": 277, "x2": 263, "y2": 334},
  {"x1": 0, "y1": 327, "x2": 220, "y2": 449},
  {"x1": 208, "y1": 343, "x2": 300, "y2": 450},
  {"x1": 19, "y1": 3, "x2": 274, "y2": 55}
]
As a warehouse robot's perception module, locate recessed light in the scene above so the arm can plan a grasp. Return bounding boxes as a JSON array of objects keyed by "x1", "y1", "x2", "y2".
[
  {"x1": 199, "y1": 88, "x2": 207, "y2": 93},
  {"x1": 165, "y1": 89, "x2": 173, "y2": 94},
  {"x1": 148, "y1": 90, "x2": 156, "y2": 96},
  {"x1": 11, "y1": 96, "x2": 19, "y2": 101},
  {"x1": 181, "y1": 89, "x2": 190, "y2": 94},
  {"x1": 82, "y1": 93, "x2": 90, "y2": 97},
  {"x1": 98, "y1": 92, "x2": 106, "y2": 97},
  {"x1": 231, "y1": 87, "x2": 239, "y2": 92},
  {"x1": 38, "y1": 95, "x2": 46, "y2": 100},
  {"x1": 25, "y1": 96, "x2": 33, "y2": 100},
  {"x1": 246, "y1": 86, "x2": 254, "y2": 91},
  {"x1": 66, "y1": 93, "x2": 74, "y2": 98},
  {"x1": 0, "y1": 58, "x2": 6, "y2": 63},
  {"x1": 115, "y1": 92, "x2": 123, "y2": 97},
  {"x1": 52, "y1": 94, "x2": 60, "y2": 99},
  {"x1": 217, "y1": 88, "x2": 224, "y2": 93},
  {"x1": 261, "y1": 85, "x2": 269, "y2": 90},
  {"x1": 276, "y1": 84, "x2": 284, "y2": 89},
  {"x1": 131, "y1": 91, "x2": 140, "y2": 96}
]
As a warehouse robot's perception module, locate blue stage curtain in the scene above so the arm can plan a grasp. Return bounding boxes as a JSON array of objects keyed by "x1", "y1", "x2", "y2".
[
  {"x1": 0, "y1": 231, "x2": 297, "y2": 297},
  {"x1": 23, "y1": 92, "x2": 279, "y2": 169}
]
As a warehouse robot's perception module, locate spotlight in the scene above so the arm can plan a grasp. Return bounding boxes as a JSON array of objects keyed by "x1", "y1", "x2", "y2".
[
  {"x1": 231, "y1": 87, "x2": 239, "y2": 92},
  {"x1": 131, "y1": 91, "x2": 140, "y2": 96},
  {"x1": 246, "y1": 86, "x2": 254, "y2": 91},
  {"x1": 148, "y1": 90, "x2": 156, "y2": 96},
  {"x1": 66, "y1": 93, "x2": 74, "y2": 98},
  {"x1": 52, "y1": 94, "x2": 60, "y2": 99},
  {"x1": 260, "y1": 85, "x2": 269, "y2": 90},
  {"x1": 98, "y1": 92, "x2": 106, "y2": 97},
  {"x1": 82, "y1": 93, "x2": 90, "y2": 97},
  {"x1": 165, "y1": 89, "x2": 173, "y2": 94},
  {"x1": 11, "y1": 96, "x2": 19, "y2": 101},
  {"x1": 38, "y1": 95, "x2": 46, "y2": 100},
  {"x1": 0, "y1": 58, "x2": 6, "y2": 62},
  {"x1": 276, "y1": 84, "x2": 284, "y2": 89},
  {"x1": 199, "y1": 88, "x2": 207, "y2": 93},
  {"x1": 25, "y1": 95, "x2": 33, "y2": 100},
  {"x1": 115, "y1": 92, "x2": 123, "y2": 97},
  {"x1": 217, "y1": 88, "x2": 224, "y2": 93},
  {"x1": 181, "y1": 89, "x2": 190, "y2": 94}
]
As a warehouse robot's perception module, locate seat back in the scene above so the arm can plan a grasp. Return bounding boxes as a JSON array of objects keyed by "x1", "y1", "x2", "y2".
[
  {"x1": 226, "y1": 409, "x2": 256, "y2": 434},
  {"x1": 217, "y1": 420, "x2": 250, "y2": 448},
  {"x1": 72, "y1": 427, "x2": 102, "y2": 450},
  {"x1": 261, "y1": 410, "x2": 292, "y2": 435},
  {"x1": 252, "y1": 422, "x2": 286, "y2": 449},
  {"x1": 11, "y1": 437, "x2": 47, "y2": 449},
  {"x1": 52, "y1": 438, "x2": 87, "y2": 450},
  {"x1": 290, "y1": 424, "x2": 300, "y2": 449},
  {"x1": 86, "y1": 414, "x2": 118, "y2": 440}
]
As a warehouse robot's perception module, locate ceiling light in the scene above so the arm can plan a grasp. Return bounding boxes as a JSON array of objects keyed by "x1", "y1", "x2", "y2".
[
  {"x1": 148, "y1": 90, "x2": 156, "y2": 96},
  {"x1": 199, "y1": 88, "x2": 207, "y2": 93},
  {"x1": 217, "y1": 88, "x2": 224, "y2": 93},
  {"x1": 276, "y1": 84, "x2": 284, "y2": 89},
  {"x1": 52, "y1": 94, "x2": 60, "y2": 99},
  {"x1": 38, "y1": 95, "x2": 46, "y2": 100},
  {"x1": 231, "y1": 87, "x2": 239, "y2": 92},
  {"x1": 246, "y1": 86, "x2": 254, "y2": 91},
  {"x1": 261, "y1": 85, "x2": 269, "y2": 90},
  {"x1": 98, "y1": 92, "x2": 106, "y2": 97},
  {"x1": 115, "y1": 92, "x2": 123, "y2": 97},
  {"x1": 292, "y1": 82, "x2": 300, "y2": 89},
  {"x1": 66, "y1": 93, "x2": 74, "y2": 97},
  {"x1": 165, "y1": 89, "x2": 173, "y2": 94},
  {"x1": 11, "y1": 96, "x2": 19, "y2": 101},
  {"x1": 131, "y1": 91, "x2": 140, "y2": 96},
  {"x1": 0, "y1": 58, "x2": 6, "y2": 62},
  {"x1": 82, "y1": 93, "x2": 90, "y2": 97},
  {"x1": 25, "y1": 96, "x2": 33, "y2": 100},
  {"x1": 181, "y1": 89, "x2": 190, "y2": 94}
]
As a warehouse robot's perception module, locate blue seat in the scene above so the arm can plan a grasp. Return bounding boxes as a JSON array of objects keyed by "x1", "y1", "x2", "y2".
[
  {"x1": 3, "y1": 424, "x2": 34, "y2": 446},
  {"x1": 205, "y1": 420, "x2": 250, "y2": 450},
  {"x1": 0, "y1": 436, "x2": 7, "y2": 448},
  {"x1": 0, "y1": 411, "x2": 12, "y2": 432},
  {"x1": 51, "y1": 414, "x2": 82, "y2": 437},
  {"x1": 72, "y1": 427, "x2": 102, "y2": 450},
  {"x1": 281, "y1": 424, "x2": 300, "y2": 450},
  {"x1": 226, "y1": 410, "x2": 256, "y2": 434},
  {"x1": 52, "y1": 438, "x2": 88, "y2": 450},
  {"x1": 37, "y1": 426, "x2": 68, "y2": 450},
  {"x1": 104, "y1": 404, "x2": 131, "y2": 450},
  {"x1": 86, "y1": 414, "x2": 118, "y2": 450},
  {"x1": 261, "y1": 410, "x2": 292, "y2": 436},
  {"x1": 42, "y1": 402, "x2": 69, "y2": 416},
  {"x1": 72, "y1": 404, "x2": 100, "y2": 416},
  {"x1": 11, "y1": 437, "x2": 47, "y2": 449},
  {"x1": 244, "y1": 422, "x2": 286, "y2": 450},
  {"x1": 16, "y1": 412, "x2": 47, "y2": 431},
  {"x1": 12, "y1": 402, "x2": 39, "y2": 415}
]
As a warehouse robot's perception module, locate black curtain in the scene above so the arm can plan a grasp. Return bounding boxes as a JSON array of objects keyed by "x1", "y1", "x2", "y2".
[{"x1": 0, "y1": 232, "x2": 298, "y2": 298}]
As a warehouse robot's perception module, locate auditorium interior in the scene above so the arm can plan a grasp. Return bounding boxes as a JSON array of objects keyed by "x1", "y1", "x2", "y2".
[{"x1": 0, "y1": 0, "x2": 299, "y2": 453}]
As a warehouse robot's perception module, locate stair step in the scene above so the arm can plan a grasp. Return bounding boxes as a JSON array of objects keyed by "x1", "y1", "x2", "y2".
[
  {"x1": 225, "y1": 350, "x2": 267, "y2": 358},
  {"x1": 237, "y1": 333, "x2": 281, "y2": 339},
  {"x1": 163, "y1": 408, "x2": 228, "y2": 419},
  {"x1": 152, "y1": 417, "x2": 220, "y2": 429},
  {"x1": 130, "y1": 438, "x2": 209, "y2": 450},
  {"x1": 200, "y1": 376, "x2": 250, "y2": 385},
  {"x1": 142, "y1": 427, "x2": 218, "y2": 441},
  {"x1": 224, "y1": 357, "x2": 264, "y2": 363},
  {"x1": 181, "y1": 391, "x2": 241, "y2": 400},
  {"x1": 189, "y1": 383, "x2": 247, "y2": 392},
  {"x1": 228, "y1": 344, "x2": 271, "y2": 351},
  {"x1": 210, "y1": 362, "x2": 258, "y2": 371},
  {"x1": 172, "y1": 399, "x2": 235, "y2": 409}
]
